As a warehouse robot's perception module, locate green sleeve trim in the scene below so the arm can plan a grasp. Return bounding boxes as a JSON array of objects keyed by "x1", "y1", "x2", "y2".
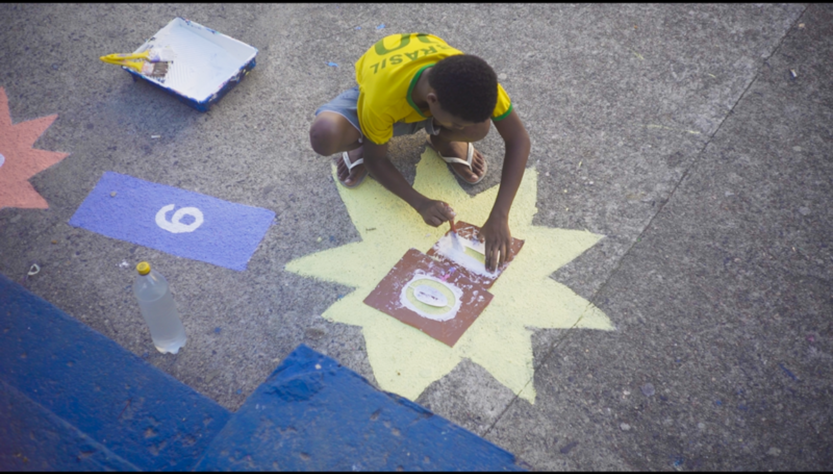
[
  {"x1": 492, "y1": 103, "x2": 513, "y2": 121},
  {"x1": 406, "y1": 63, "x2": 435, "y2": 118}
]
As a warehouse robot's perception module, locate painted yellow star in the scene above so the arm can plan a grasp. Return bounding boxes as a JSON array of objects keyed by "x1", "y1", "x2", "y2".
[{"x1": 286, "y1": 149, "x2": 613, "y2": 403}]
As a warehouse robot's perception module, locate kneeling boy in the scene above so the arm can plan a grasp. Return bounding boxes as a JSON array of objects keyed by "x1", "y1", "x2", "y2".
[{"x1": 309, "y1": 33, "x2": 530, "y2": 271}]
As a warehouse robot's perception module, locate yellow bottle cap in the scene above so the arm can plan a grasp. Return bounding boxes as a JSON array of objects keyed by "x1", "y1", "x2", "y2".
[{"x1": 136, "y1": 262, "x2": 151, "y2": 275}]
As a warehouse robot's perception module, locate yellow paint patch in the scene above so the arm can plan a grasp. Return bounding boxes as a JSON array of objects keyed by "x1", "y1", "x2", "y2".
[
  {"x1": 463, "y1": 246, "x2": 486, "y2": 264},
  {"x1": 285, "y1": 149, "x2": 613, "y2": 403}
]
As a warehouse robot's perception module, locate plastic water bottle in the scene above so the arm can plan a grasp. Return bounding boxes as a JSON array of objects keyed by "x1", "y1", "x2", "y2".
[{"x1": 133, "y1": 262, "x2": 186, "y2": 354}]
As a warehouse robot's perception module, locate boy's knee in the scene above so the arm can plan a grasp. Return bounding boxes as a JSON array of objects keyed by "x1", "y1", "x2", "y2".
[
  {"x1": 461, "y1": 120, "x2": 490, "y2": 142},
  {"x1": 472, "y1": 119, "x2": 491, "y2": 141},
  {"x1": 309, "y1": 120, "x2": 339, "y2": 156}
]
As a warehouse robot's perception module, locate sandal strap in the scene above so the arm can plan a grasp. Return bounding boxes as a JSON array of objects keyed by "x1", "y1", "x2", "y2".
[
  {"x1": 438, "y1": 143, "x2": 474, "y2": 169},
  {"x1": 342, "y1": 151, "x2": 364, "y2": 170}
]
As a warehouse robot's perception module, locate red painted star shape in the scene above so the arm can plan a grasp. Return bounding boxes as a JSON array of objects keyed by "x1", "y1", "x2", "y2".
[{"x1": 0, "y1": 87, "x2": 69, "y2": 209}]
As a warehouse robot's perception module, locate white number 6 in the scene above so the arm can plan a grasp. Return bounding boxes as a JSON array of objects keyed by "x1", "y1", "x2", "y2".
[{"x1": 155, "y1": 204, "x2": 204, "y2": 233}]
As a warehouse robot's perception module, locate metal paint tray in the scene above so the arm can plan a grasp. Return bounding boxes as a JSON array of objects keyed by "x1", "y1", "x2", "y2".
[{"x1": 124, "y1": 17, "x2": 258, "y2": 112}]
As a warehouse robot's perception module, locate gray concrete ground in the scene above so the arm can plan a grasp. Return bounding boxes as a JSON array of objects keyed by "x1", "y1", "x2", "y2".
[{"x1": 1, "y1": 3, "x2": 831, "y2": 470}]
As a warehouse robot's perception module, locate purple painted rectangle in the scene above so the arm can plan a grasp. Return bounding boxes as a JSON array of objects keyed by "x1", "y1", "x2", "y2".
[{"x1": 69, "y1": 172, "x2": 275, "y2": 271}]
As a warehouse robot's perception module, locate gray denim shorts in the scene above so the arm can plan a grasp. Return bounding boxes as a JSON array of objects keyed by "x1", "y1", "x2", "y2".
[{"x1": 315, "y1": 86, "x2": 441, "y2": 141}]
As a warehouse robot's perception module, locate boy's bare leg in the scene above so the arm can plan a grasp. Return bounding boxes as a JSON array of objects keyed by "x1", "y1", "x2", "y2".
[
  {"x1": 427, "y1": 119, "x2": 491, "y2": 183},
  {"x1": 309, "y1": 111, "x2": 366, "y2": 186}
]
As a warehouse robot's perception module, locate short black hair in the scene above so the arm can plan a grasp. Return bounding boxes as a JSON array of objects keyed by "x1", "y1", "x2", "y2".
[{"x1": 428, "y1": 54, "x2": 498, "y2": 123}]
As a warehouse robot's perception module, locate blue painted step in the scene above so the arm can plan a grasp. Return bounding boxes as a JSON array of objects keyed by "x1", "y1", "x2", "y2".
[
  {"x1": 1, "y1": 271, "x2": 525, "y2": 471},
  {"x1": 0, "y1": 379, "x2": 138, "y2": 471},
  {"x1": 194, "y1": 344, "x2": 525, "y2": 471},
  {"x1": 0, "y1": 273, "x2": 232, "y2": 471}
]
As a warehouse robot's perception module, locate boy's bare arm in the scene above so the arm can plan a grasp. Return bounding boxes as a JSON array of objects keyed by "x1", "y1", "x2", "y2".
[
  {"x1": 363, "y1": 140, "x2": 455, "y2": 227},
  {"x1": 481, "y1": 109, "x2": 531, "y2": 271}
]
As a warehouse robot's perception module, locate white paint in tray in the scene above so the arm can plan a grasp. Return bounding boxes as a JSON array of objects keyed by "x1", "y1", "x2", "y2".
[{"x1": 133, "y1": 18, "x2": 257, "y2": 102}]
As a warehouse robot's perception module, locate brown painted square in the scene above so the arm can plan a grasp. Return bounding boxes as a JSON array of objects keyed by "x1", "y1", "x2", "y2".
[{"x1": 363, "y1": 248, "x2": 493, "y2": 347}]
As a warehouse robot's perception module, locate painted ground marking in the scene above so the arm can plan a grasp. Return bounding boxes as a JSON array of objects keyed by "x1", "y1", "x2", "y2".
[
  {"x1": 286, "y1": 149, "x2": 613, "y2": 402},
  {"x1": 0, "y1": 87, "x2": 69, "y2": 209},
  {"x1": 69, "y1": 172, "x2": 274, "y2": 271},
  {"x1": 365, "y1": 248, "x2": 491, "y2": 346}
]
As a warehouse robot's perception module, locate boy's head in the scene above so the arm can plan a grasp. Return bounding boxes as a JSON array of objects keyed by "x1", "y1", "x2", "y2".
[{"x1": 427, "y1": 54, "x2": 498, "y2": 128}]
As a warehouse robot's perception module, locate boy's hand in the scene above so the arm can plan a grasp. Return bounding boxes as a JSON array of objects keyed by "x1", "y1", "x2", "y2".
[
  {"x1": 479, "y1": 214, "x2": 513, "y2": 271},
  {"x1": 362, "y1": 140, "x2": 455, "y2": 228},
  {"x1": 418, "y1": 200, "x2": 455, "y2": 227},
  {"x1": 478, "y1": 108, "x2": 530, "y2": 271}
]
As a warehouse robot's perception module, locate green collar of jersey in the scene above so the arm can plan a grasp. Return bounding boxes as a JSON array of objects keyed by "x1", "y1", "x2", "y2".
[{"x1": 406, "y1": 63, "x2": 435, "y2": 118}]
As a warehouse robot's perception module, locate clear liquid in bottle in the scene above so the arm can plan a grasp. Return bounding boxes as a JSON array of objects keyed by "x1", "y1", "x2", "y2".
[{"x1": 133, "y1": 262, "x2": 186, "y2": 354}]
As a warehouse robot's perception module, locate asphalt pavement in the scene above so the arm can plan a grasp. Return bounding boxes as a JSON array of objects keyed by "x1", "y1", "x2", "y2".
[{"x1": 1, "y1": 3, "x2": 830, "y2": 470}]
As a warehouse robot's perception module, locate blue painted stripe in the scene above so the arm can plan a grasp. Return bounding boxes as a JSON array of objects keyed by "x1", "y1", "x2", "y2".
[
  {"x1": 69, "y1": 172, "x2": 275, "y2": 271},
  {"x1": 0, "y1": 273, "x2": 232, "y2": 471},
  {"x1": 194, "y1": 345, "x2": 525, "y2": 471}
]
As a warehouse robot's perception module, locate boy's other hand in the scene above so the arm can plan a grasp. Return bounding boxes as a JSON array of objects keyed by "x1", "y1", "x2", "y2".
[
  {"x1": 418, "y1": 199, "x2": 455, "y2": 227},
  {"x1": 479, "y1": 214, "x2": 513, "y2": 271}
]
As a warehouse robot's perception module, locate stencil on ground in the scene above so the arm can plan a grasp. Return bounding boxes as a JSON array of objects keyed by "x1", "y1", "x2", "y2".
[
  {"x1": 365, "y1": 248, "x2": 493, "y2": 347},
  {"x1": 428, "y1": 221, "x2": 525, "y2": 289}
]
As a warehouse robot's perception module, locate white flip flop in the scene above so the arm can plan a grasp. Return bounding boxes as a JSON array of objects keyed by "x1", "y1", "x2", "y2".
[
  {"x1": 338, "y1": 151, "x2": 367, "y2": 188},
  {"x1": 430, "y1": 141, "x2": 487, "y2": 185}
]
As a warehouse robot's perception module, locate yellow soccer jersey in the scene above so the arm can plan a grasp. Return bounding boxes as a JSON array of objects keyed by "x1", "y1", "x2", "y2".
[{"x1": 355, "y1": 33, "x2": 513, "y2": 145}]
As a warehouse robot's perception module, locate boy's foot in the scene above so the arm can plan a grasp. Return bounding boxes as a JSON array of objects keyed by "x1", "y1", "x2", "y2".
[
  {"x1": 335, "y1": 146, "x2": 367, "y2": 188},
  {"x1": 426, "y1": 135, "x2": 487, "y2": 184}
]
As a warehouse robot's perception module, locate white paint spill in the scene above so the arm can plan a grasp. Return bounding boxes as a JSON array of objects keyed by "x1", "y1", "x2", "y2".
[
  {"x1": 433, "y1": 233, "x2": 498, "y2": 278},
  {"x1": 413, "y1": 284, "x2": 447, "y2": 307},
  {"x1": 399, "y1": 272, "x2": 461, "y2": 322},
  {"x1": 0, "y1": 153, "x2": 5, "y2": 168},
  {"x1": 27, "y1": 263, "x2": 40, "y2": 276}
]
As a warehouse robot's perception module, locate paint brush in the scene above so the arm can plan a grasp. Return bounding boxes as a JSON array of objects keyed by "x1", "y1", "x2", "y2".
[
  {"x1": 449, "y1": 217, "x2": 464, "y2": 252},
  {"x1": 100, "y1": 48, "x2": 174, "y2": 78}
]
